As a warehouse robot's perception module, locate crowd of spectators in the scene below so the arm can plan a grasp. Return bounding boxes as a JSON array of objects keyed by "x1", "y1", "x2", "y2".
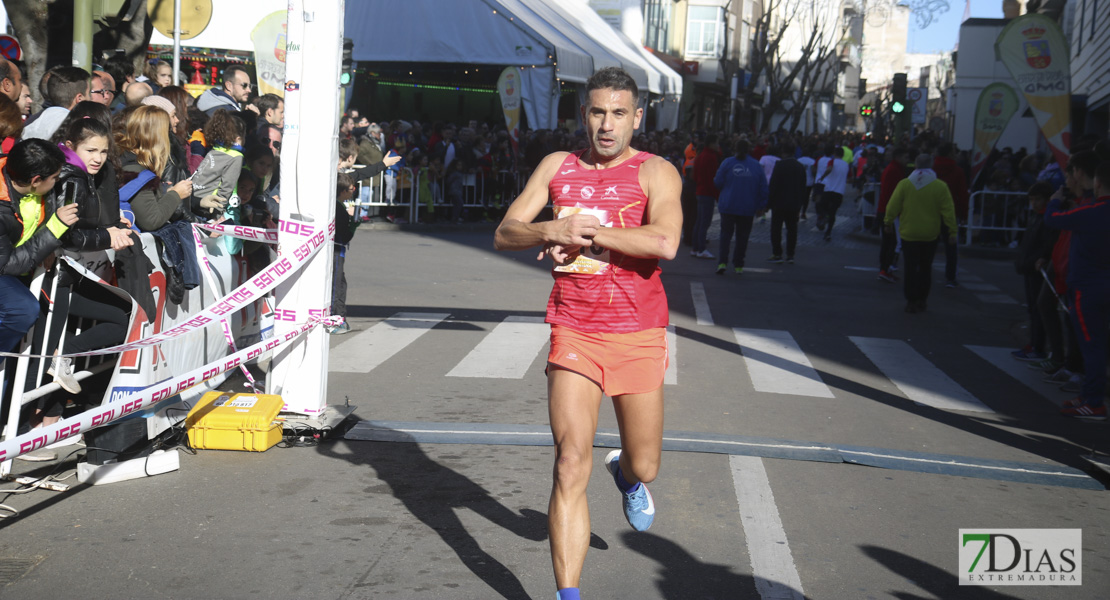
[{"x1": 0, "y1": 56, "x2": 296, "y2": 461}]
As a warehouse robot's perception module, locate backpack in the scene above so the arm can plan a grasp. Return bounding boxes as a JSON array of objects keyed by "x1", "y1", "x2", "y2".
[{"x1": 117, "y1": 169, "x2": 157, "y2": 232}]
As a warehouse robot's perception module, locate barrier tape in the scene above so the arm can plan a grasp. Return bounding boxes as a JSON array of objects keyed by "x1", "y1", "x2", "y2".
[
  {"x1": 0, "y1": 315, "x2": 338, "y2": 463},
  {"x1": 195, "y1": 222, "x2": 279, "y2": 244},
  {"x1": 190, "y1": 225, "x2": 258, "y2": 388},
  {"x1": 0, "y1": 222, "x2": 334, "y2": 359}
]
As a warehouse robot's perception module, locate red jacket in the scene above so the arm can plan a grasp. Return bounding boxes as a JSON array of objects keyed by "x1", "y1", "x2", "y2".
[
  {"x1": 693, "y1": 147, "x2": 722, "y2": 198},
  {"x1": 933, "y1": 156, "x2": 969, "y2": 221},
  {"x1": 878, "y1": 161, "x2": 905, "y2": 213}
]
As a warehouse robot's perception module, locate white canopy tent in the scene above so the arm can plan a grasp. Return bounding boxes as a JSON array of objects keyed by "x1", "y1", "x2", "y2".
[{"x1": 344, "y1": 0, "x2": 679, "y2": 130}]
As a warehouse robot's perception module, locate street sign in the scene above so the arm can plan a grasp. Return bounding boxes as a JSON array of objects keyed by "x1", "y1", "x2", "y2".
[
  {"x1": 0, "y1": 35, "x2": 22, "y2": 61},
  {"x1": 909, "y1": 87, "x2": 927, "y2": 125}
]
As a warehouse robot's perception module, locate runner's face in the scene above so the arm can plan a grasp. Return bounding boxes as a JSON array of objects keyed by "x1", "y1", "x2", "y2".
[{"x1": 583, "y1": 88, "x2": 641, "y2": 162}]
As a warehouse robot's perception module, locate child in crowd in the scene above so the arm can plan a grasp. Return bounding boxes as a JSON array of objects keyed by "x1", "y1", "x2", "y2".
[
  {"x1": 328, "y1": 171, "x2": 358, "y2": 335},
  {"x1": 192, "y1": 109, "x2": 244, "y2": 218},
  {"x1": 1011, "y1": 181, "x2": 1058, "y2": 363}
]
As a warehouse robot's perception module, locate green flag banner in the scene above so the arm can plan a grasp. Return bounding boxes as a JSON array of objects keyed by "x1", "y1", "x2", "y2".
[
  {"x1": 995, "y1": 14, "x2": 1071, "y2": 168},
  {"x1": 971, "y1": 82, "x2": 1020, "y2": 182}
]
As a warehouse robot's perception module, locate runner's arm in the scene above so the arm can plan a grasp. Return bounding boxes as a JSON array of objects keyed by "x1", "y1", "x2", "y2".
[
  {"x1": 589, "y1": 155, "x2": 682, "y2": 260},
  {"x1": 494, "y1": 152, "x2": 599, "y2": 251}
]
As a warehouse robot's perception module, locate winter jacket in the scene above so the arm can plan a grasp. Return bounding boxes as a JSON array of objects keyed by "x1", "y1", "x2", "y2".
[
  {"x1": 884, "y1": 169, "x2": 957, "y2": 242},
  {"x1": 713, "y1": 155, "x2": 769, "y2": 217},
  {"x1": 192, "y1": 146, "x2": 244, "y2": 202},
  {"x1": 1014, "y1": 208, "x2": 1058, "y2": 275},
  {"x1": 1, "y1": 163, "x2": 68, "y2": 275},
  {"x1": 357, "y1": 136, "x2": 386, "y2": 187},
  {"x1": 767, "y1": 157, "x2": 808, "y2": 212},
  {"x1": 1043, "y1": 195, "x2": 1110, "y2": 290},
  {"x1": 196, "y1": 87, "x2": 241, "y2": 116},
  {"x1": 878, "y1": 161, "x2": 906, "y2": 214},
  {"x1": 118, "y1": 152, "x2": 186, "y2": 232},
  {"x1": 52, "y1": 145, "x2": 114, "y2": 252},
  {"x1": 693, "y1": 147, "x2": 722, "y2": 198},
  {"x1": 149, "y1": 219, "x2": 201, "y2": 304},
  {"x1": 933, "y1": 155, "x2": 969, "y2": 221}
]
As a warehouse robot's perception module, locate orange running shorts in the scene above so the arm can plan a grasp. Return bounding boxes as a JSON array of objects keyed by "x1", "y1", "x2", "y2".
[{"x1": 547, "y1": 324, "x2": 668, "y2": 396}]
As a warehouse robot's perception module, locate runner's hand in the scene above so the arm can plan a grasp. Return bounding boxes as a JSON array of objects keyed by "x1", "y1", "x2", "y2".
[
  {"x1": 537, "y1": 243, "x2": 580, "y2": 266},
  {"x1": 550, "y1": 213, "x2": 599, "y2": 247},
  {"x1": 107, "y1": 226, "x2": 135, "y2": 250}
]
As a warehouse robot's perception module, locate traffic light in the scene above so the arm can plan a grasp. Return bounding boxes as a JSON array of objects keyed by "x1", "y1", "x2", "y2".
[
  {"x1": 859, "y1": 104, "x2": 874, "y2": 117},
  {"x1": 340, "y1": 38, "x2": 354, "y2": 86},
  {"x1": 891, "y1": 72, "x2": 907, "y2": 114}
]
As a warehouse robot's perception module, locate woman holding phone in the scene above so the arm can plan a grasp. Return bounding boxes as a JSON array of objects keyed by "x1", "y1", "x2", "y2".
[{"x1": 26, "y1": 117, "x2": 135, "y2": 436}]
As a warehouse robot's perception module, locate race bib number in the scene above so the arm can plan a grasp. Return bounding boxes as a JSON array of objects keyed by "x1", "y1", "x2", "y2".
[{"x1": 553, "y1": 206, "x2": 611, "y2": 275}]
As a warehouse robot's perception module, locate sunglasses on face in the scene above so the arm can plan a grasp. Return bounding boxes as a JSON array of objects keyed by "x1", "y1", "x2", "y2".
[
  {"x1": 238, "y1": 82, "x2": 251, "y2": 89},
  {"x1": 271, "y1": 140, "x2": 282, "y2": 150},
  {"x1": 91, "y1": 89, "x2": 115, "y2": 97}
]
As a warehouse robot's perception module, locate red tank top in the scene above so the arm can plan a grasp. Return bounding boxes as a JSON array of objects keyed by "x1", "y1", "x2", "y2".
[{"x1": 545, "y1": 150, "x2": 669, "y2": 333}]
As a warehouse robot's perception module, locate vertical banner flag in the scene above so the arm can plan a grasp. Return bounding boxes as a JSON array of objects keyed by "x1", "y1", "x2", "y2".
[
  {"x1": 497, "y1": 67, "x2": 523, "y2": 160},
  {"x1": 971, "y1": 82, "x2": 1020, "y2": 182},
  {"x1": 251, "y1": 11, "x2": 288, "y2": 98},
  {"x1": 995, "y1": 14, "x2": 1071, "y2": 169}
]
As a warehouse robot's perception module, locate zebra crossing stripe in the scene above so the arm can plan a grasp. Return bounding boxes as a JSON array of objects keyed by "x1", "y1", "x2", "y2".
[
  {"x1": 965, "y1": 345, "x2": 1069, "y2": 407},
  {"x1": 446, "y1": 316, "x2": 548, "y2": 379},
  {"x1": 691, "y1": 282, "x2": 713, "y2": 326},
  {"x1": 733, "y1": 329, "x2": 834, "y2": 398},
  {"x1": 975, "y1": 293, "x2": 1019, "y2": 304},
  {"x1": 330, "y1": 312, "x2": 449, "y2": 373},
  {"x1": 849, "y1": 337, "x2": 994, "y2": 413},
  {"x1": 731, "y1": 456, "x2": 806, "y2": 600}
]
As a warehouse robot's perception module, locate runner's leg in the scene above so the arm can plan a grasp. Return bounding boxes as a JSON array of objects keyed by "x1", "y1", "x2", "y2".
[
  {"x1": 547, "y1": 367, "x2": 604, "y2": 590},
  {"x1": 611, "y1": 385, "x2": 664, "y2": 487}
]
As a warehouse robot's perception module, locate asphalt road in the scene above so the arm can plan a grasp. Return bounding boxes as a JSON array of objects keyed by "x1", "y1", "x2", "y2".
[{"x1": 2, "y1": 213, "x2": 1108, "y2": 600}]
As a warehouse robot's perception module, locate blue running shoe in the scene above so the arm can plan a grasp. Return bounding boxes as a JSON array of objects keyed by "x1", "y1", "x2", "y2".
[{"x1": 604, "y1": 449, "x2": 655, "y2": 531}]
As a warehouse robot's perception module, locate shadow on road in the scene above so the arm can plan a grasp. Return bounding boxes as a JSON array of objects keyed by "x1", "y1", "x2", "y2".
[
  {"x1": 621, "y1": 530, "x2": 777, "y2": 599},
  {"x1": 316, "y1": 425, "x2": 547, "y2": 600},
  {"x1": 861, "y1": 545, "x2": 1023, "y2": 600}
]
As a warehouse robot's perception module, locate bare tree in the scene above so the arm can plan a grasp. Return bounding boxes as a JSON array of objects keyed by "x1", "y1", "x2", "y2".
[
  {"x1": 745, "y1": 0, "x2": 844, "y2": 134},
  {"x1": 2, "y1": 0, "x2": 151, "y2": 110},
  {"x1": 3, "y1": 0, "x2": 52, "y2": 111}
]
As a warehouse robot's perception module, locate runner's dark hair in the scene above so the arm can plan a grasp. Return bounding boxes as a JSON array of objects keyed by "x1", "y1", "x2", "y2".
[{"x1": 586, "y1": 67, "x2": 638, "y2": 103}]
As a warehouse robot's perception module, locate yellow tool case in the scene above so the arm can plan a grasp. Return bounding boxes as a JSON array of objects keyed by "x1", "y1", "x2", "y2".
[{"x1": 185, "y1": 392, "x2": 284, "y2": 451}]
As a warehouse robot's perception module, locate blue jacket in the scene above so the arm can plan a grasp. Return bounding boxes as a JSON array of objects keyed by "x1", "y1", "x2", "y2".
[
  {"x1": 1043, "y1": 195, "x2": 1110, "y2": 290},
  {"x1": 714, "y1": 155, "x2": 768, "y2": 216}
]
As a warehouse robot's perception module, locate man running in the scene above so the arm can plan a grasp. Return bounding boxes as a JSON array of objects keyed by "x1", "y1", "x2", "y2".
[{"x1": 494, "y1": 67, "x2": 681, "y2": 600}]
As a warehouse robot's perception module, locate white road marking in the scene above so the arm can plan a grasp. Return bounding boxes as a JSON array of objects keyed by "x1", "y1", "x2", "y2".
[
  {"x1": 843, "y1": 266, "x2": 876, "y2": 272},
  {"x1": 849, "y1": 337, "x2": 993, "y2": 413},
  {"x1": 731, "y1": 455, "x2": 806, "y2": 600},
  {"x1": 330, "y1": 312, "x2": 449, "y2": 373},
  {"x1": 743, "y1": 267, "x2": 773, "y2": 274},
  {"x1": 691, "y1": 282, "x2": 714, "y2": 326},
  {"x1": 965, "y1": 345, "x2": 1070, "y2": 407},
  {"x1": 733, "y1": 329, "x2": 834, "y2": 398},
  {"x1": 665, "y1": 324, "x2": 678, "y2": 385},
  {"x1": 446, "y1": 316, "x2": 548, "y2": 379},
  {"x1": 975, "y1": 293, "x2": 1019, "y2": 304}
]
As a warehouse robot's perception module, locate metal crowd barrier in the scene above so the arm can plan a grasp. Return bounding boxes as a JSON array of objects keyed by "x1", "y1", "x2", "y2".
[
  {"x1": 349, "y1": 166, "x2": 532, "y2": 224},
  {"x1": 964, "y1": 190, "x2": 1030, "y2": 246}
]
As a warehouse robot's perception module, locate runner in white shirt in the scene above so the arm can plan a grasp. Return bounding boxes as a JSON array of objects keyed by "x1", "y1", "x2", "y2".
[
  {"x1": 797, "y1": 147, "x2": 816, "y2": 220},
  {"x1": 815, "y1": 146, "x2": 850, "y2": 242}
]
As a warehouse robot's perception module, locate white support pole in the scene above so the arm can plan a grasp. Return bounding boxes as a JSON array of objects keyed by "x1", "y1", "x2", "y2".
[
  {"x1": 267, "y1": 0, "x2": 342, "y2": 416},
  {"x1": 172, "y1": 0, "x2": 182, "y2": 84}
]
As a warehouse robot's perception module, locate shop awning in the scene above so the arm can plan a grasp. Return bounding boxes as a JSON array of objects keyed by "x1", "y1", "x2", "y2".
[{"x1": 344, "y1": 0, "x2": 593, "y2": 83}]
